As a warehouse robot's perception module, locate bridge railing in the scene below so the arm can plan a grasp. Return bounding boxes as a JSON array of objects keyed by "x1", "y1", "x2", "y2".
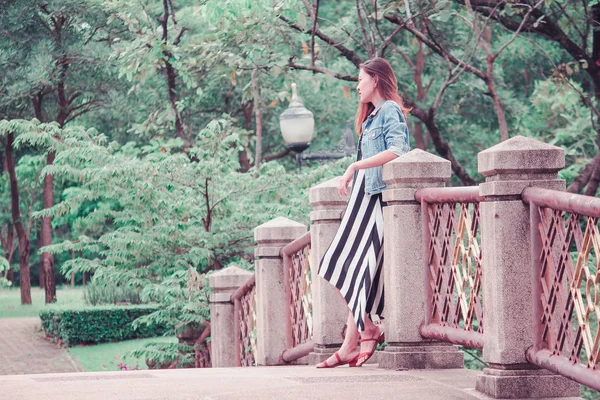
[
  {"x1": 523, "y1": 187, "x2": 600, "y2": 391},
  {"x1": 416, "y1": 186, "x2": 484, "y2": 350},
  {"x1": 281, "y1": 231, "x2": 314, "y2": 362},
  {"x1": 231, "y1": 275, "x2": 257, "y2": 367},
  {"x1": 280, "y1": 232, "x2": 314, "y2": 362},
  {"x1": 210, "y1": 137, "x2": 592, "y2": 397},
  {"x1": 230, "y1": 231, "x2": 313, "y2": 366}
]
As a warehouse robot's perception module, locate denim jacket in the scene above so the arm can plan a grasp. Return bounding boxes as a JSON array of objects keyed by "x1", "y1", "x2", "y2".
[{"x1": 359, "y1": 100, "x2": 410, "y2": 195}]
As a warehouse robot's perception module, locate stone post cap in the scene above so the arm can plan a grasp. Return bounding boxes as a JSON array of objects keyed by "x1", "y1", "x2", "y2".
[
  {"x1": 209, "y1": 265, "x2": 254, "y2": 303},
  {"x1": 208, "y1": 264, "x2": 253, "y2": 291},
  {"x1": 309, "y1": 176, "x2": 349, "y2": 206},
  {"x1": 309, "y1": 177, "x2": 349, "y2": 222},
  {"x1": 254, "y1": 216, "x2": 307, "y2": 244},
  {"x1": 382, "y1": 149, "x2": 451, "y2": 186},
  {"x1": 478, "y1": 135, "x2": 565, "y2": 178}
]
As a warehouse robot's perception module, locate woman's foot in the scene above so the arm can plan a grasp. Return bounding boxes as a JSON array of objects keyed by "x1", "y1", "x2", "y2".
[
  {"x1": 352, "y1": 326, "x2": 384, "y2": 367},
  {"x1": 316, "y1": 347, "x2": 359, "y2": 368}
]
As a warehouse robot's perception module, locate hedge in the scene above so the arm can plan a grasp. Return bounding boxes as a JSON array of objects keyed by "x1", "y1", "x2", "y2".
[{"x1": 39, "y1": 305, "x2": 168, "y2": 346}]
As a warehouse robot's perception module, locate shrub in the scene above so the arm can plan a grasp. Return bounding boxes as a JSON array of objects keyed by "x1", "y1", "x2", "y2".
[
  {"x1": 39, "y1": 305, "x2": 169, "y2": 346},
  {"x1": 84, "y1": 280, "x2": 144, "y2": 306}
]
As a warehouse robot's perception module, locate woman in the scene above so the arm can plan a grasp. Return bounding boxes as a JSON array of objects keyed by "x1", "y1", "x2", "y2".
[{"x1": 316, "y1": 57, "x2": 410, "y2": 368}]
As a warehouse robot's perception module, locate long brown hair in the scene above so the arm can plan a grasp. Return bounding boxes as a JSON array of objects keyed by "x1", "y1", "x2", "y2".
[{"x1": 354, "y1": 57, "x2": 410, "y2": 134}]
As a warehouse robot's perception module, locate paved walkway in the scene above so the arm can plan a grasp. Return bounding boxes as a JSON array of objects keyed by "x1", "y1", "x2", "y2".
[
  {"x1": 0, "y1": 318, "x2": 83, "y2": 375},
  {"x1": 0, "y1": 319, "x2": 584, "y2": 399},
  {"x1": 0, "y1": 365, "x2": 582, "y2": 400},
  {"x1": 0, "y1": 365, "x2": 478, "y2": 400}
]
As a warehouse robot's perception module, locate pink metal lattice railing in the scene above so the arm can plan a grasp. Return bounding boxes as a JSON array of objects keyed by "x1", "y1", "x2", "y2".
[
  {"x1": 230, "y1": 231, "x2": 313, "y2": 366},
  {"x1": 523, "y1": 187, "x2": 600, "y2": 391},
  {"x1": 416, "y1": 186, "x2": 484, "y2": 349},
  {"x1": 281, "y1": 231, "x2": 314, "y2": 362},
  {"x1": 231, "y1": 275, "x2": 257, "y2": 367}
]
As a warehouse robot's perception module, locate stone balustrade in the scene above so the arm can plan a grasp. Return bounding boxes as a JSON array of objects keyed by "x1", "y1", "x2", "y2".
[{"x1": 208, "y1": 135, "x2": 589, "y2": 399}]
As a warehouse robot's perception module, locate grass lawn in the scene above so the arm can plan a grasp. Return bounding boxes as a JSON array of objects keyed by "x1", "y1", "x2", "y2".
[
  {"x1": 0, "y1": 286, "x2": 86, "y2": 318},
  {"x1": 68, "y1": 337, "x2": 177, "y2": 372}
]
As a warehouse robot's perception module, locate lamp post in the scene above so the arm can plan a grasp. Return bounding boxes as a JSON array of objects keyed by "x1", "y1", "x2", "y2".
[
  {"x1": 280, "y1": 83, "x2": 315, "y2": 170},
  {"x1": 280, "y1": 83, "x2": 356, "y2": 170}
]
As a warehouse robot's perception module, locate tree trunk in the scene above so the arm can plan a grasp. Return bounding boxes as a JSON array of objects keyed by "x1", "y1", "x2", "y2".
[
  {"x1": 310, "y1": 0, "x2": 320, "y2": 71},
  {"x1": 165, "y1": 60, "x2": 186, "y2": 143},
  {"x1": 71, "y1": 250, "x2": 76, "y2": 286},
  {"x1": 6, "y1": 269, "x2": 14, "y2": 285},
  {"x1": 45, "y1": 54, "x2": 66, "y2": 303},
  {"x1": 592, "y1": 3, "x2": 600, "y2": 102},
  {"x1": 410, "y1": 106, "x2": 476, "y2": 186},
  {"x1": 5, "y1": 132, "x2": 31, "y2": 305},
  {"x1": 17, "y1": 236, "x2": 31, "y2": 304},
  {"x1": 585, "y1": 156, "x2": 600, "y2": 197},
  {"x1": 484, "y1": 28, "x2": 509, "y2": 142},
  {"x1": 567, "y1": 151, "x2": 600, "y2": 193},
  {"x1": 487, "y1": 75, "x2": 509, "y2": 141},
  {"x1": 412, "y1": 27, "x2": 430, "y2": 150},
  {"x1": 238, "y1": 150, "x2": 250, "y2": 172},
  {"x1": 237, "y1": 101, "x2": 253, "y2": 171},
  {"x1": 412, "y1": 123, "x2": 427, "y2": 150},
  {"x1": 38, "y1": 230, "x2": 45, "y2": 288},
  {"x1": 42, "y1": 48, "x2": 68, "y2": 302},
  {"x1": 251, "y1": 68, "x2": 263, "y2": 171},
  {"x1": 3, "y1": 223, "x2": 14, "y2": 284},
  {"x1": 158, "y1": 1, "x2": 187, "y2": 145},
  {"x1": 41, "y1": 152, "x2": 56, "y2": 303}
]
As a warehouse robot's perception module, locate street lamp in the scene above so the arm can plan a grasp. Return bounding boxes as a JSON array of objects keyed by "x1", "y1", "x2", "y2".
[
  {"x1": 280, "y1": 83, "x2": 356, "y2": 170},
  {"x1": 280, "y1": 83, "x2": 315, "y2": 169}
]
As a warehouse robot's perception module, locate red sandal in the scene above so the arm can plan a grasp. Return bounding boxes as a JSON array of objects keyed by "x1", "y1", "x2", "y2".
[
  {"x1": 350, "y1": 329, "x2": 385, "y2": 367},
  {"x1": 316, "y1": 351, "x2": 360, "y2": 368}
]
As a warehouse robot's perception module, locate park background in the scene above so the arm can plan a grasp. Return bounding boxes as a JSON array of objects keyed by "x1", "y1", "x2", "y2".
[{"x1": 0, "y1": 0, "x2": 598, "y2": 398}]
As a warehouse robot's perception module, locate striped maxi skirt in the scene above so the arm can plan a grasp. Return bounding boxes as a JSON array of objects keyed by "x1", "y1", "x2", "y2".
[{"x1": 317, "y1": 169, "x2": 385, "y2": 332}]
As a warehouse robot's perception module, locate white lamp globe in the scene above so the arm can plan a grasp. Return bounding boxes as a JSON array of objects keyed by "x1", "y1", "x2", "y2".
[{"x1": 279, "y1": 83, "x2": 314, "y2": 153}]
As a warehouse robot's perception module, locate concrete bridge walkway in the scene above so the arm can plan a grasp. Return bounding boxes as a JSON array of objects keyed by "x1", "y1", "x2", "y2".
[{"x1": 0, "y1": 365, "x2": 580, "y2": 400}]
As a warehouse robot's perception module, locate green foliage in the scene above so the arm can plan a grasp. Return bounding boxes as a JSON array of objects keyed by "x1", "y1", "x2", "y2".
[
  {"x1": 39, "y1": 305, "x2": 168, "y2": 346},
  {"x1": 0, "y1": 0, "x2": 117, "y2": 123},
  {"x1": 581, "y1": 386, "x2": 600, "y2": 400},
  {"x1": 26, "y1": 114, "x2": 345, "y2": 362},
  {"x1": 0, "y1": 256, "x2": 11, "y2": 288},
  {"x1": 128, "y1": 340, "x2": 196, "y2": 369},
  {"x1": 524, "y1": 79, "x2": 598, "y2": 186},
  {"x1": 67, "y1": 336, "x2": 178, "y2": 372},
  {"x1": 460, "y1": 346, "x2": 486, "y2": 371},
  {"x1": 84, "y1": 279, "x2": 143, "y2": 306},
  {"x1": 4, "y1": 0, "x2": 600, "y2": 376}
]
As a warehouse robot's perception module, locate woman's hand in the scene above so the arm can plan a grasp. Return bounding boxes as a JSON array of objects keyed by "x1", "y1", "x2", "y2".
[{"x1": 338, "y1": 163, "x2": 356, "y2": 197}]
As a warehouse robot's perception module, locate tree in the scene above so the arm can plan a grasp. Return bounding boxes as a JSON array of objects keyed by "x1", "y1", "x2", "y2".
[
  {"x1": 0, "y1": 0, "x2": 116, "y2": 302},
  {"x1": 463, "y1": 0, "x2": 600, "y2": 194},
  {"x1": 277, "y1": 1, "x2": 479, "y2": 184},
  {"x1": 0, "y1": 121, "x2": 43, "y2": 304},
  {"x1": 32, "y1": 114, "x2": 345, "y2": 362}
]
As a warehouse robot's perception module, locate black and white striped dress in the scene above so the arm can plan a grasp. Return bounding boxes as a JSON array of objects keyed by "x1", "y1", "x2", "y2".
[{"x1": 317, "y1": 148, "x2": 385, "y2": 332}]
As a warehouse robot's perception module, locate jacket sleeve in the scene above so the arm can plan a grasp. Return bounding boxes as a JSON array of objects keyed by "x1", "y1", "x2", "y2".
[{"x1": 382, "y1": 103, "x2": 410, "y2": 157}]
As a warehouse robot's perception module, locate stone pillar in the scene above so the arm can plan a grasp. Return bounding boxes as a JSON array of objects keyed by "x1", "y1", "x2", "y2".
[
  {"x1": 475, "y1": 136, "x2": 580, "y2": 398},
  {"x1": 254, "y1": 217, "x2": 307, "y2": 366},
  {"x1": 307, "y1": 177, "x2": 352, "y2": 364},
  {"x1": 208, "y1": 265, "x2": 254, "y2": 368},
  {"x1": 378, "y1": 149, "x2": 464, "y2": 370}
]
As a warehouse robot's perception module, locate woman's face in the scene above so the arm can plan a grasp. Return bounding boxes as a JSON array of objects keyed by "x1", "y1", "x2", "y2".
[{"x1": 357, "y1": 68, "x2": 377, "y2": 104}]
